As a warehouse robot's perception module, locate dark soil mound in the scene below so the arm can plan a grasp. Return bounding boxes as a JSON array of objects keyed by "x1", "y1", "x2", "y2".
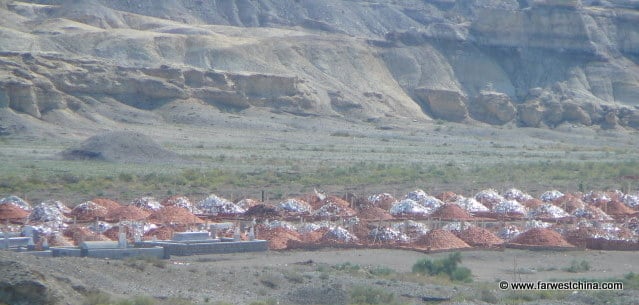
[{"x1": 61, "y1": 131, "x2": 184, "y2": 163}]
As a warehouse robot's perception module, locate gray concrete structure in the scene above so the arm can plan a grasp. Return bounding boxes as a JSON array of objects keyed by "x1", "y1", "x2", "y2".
[{"x1": 137, "y1": 239, "x2": 267, "y2": 257}]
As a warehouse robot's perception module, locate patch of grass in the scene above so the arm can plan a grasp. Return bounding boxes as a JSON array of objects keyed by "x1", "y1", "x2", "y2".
[
  {"x1": 248, "y1": 299, "x2": 277, "y2": 305},
  {"x1": 368, "y1": 266, "x2": 395, "y2": 277},
  {"x1": 562, "y1": 259, "x2": 590, "y2": 273},
  {"x1": 259, "y1": 274, "x2": 281, "y2": 289},
  {"x1": 349, "y1": 286, "x2": 399, "y2": 305},
  {"x1": 283, "y1": 270, "x2": 305, "y2": 284}
]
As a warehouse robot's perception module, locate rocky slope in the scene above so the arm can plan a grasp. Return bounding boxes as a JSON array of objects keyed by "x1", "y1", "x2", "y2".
[{"x1": 1, "y1": 0, "x2": 639, "y2": 137}]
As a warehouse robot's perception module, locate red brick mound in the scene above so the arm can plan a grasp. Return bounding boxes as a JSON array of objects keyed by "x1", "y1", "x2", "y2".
[
  {"x1": 358, "y1": 206, "x2": 394, "y2": 220},
  {"x1": 431, "y1": 204, "x2": 473, "y2": 220},
  {"x1": 596, "y1": 201, "x2": 636, "y2": 216},
  {"x1": 0, "y1": 203, "x2": 29, "y2": 221},
  {"x1": 91, "y1": 198, "x2": 121, "y2": 212},
  {"x1": 511, "y1": 228, "x2": 573, "y2": 247},
  {"x1": 256, "y1": 225, "x2": 301, "y2": 250},
  {"x1": 144, "y1": 226, "x2": 175, "y2": 240},
  {"x1": 71, "y1": 201, "x2": 108, "y2": 221},
  {"x1": 455, "y1": 227, "x2": 504, "y2": 247},
  {"x1": 147, "y1": 206, "x2": 204, "y2": 224},
  {"x1": 107, "y1": 205, "x2": 150, "y2": 222},
  {"x1": 414, "y1": 229, "x2": 471, "y2": 250}
]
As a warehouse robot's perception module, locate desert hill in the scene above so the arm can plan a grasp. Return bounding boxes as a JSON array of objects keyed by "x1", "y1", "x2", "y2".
[{"x1": 1, "y1": 0, "x2": 639, "y2": 138}]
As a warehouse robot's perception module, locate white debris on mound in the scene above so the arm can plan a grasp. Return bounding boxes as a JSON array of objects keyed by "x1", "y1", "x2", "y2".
[
  {"x1": 29, "y1": 201, "x2": 69, "y2": 223},
  {"x1": 622, "y1": 193, "x2": 639, "y2": 209},
  {"x1": 277, "y1": 199, "x2": 312, "y2": 214},
  {"x1": 367, "y1": 193, "x2": 395, "y2": 205},
  {"x1": 498, "y1": 225, "x2": 521, "y2": 240},
  {"x1": 131, "y1": 197, "x2": 162, "y2": 211},
  {"x1": 405, "y1": 189, "x2": 429, "y2": 202},
  {"x1": 451, "y1": 196, "x2": 489, "y2": 213},
  {"x1": 267, "y1": 220, "x2": 296, "y2": 231},
  {"x1": 369, "y1": 226, "x2": 409, "y2": 242},
  {"x1": 392, "y1": 220, "x2": 429, "y2": 239},
  {"x1": 492, "y1": 200, "x2": 527, "y2": 215},
  {"x1": 442, "y1": 221, "x2": 474, "y2": 232},
  {"x1": 297, "y1": 223, "x2": 323, "y2": 234},
  {"x1": 572, "y1": 206, "x2": 613, "y2": 221},
  {"x1": 164, "y1": 196, "x2": 202, "y2": 214},
  {"x1": 323, "y1": 226, "x2": 358, "y2": 243},
  {"x1": 503, "y1": 188, "x2": 533, "y2": 202},
  {"x1": 528, "y1": 203, "x2": 569, "y2": 219},
  {"x1": 582, "y1": 191, "x2": 611, "y2": 204},
  {"x1": 197, "y1": 194, "x2": 245, "y2": 215},
  {"x1": 87, "y1": 221, "x2": 112, "y2": 234},
  {"x1": 313, "y1": 202, "x2": 356, "y2": 218},
  {"x1": 540, "y1": 190, "x2": 564, "y2": 202},
  {"x1": 0, "y1": 195, "x2": 31, "y2": 211},
  {"x1": 390, "y1": 199, "x2": 430, "y2": 216},
  {"x1": 524, "y1": 220, "x2": 552, "y2": 229},
  {"x1": 475, "y1": 189, "x2": 504, "y2": 206}
]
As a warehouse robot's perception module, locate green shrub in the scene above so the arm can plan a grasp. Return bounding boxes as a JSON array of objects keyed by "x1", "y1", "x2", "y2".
[
  {"x1": 563, "y1": 260, "x2": 590, "y2": 273},
  {"x1": 369, "y1": 266, "x2": 394, "y2": 277},
  {"x1": 412, "y1": 252, "x2": 472, "y2": 282},
  {"x1": 83, "y1": 292, "x2": 112, "y2": 305}
]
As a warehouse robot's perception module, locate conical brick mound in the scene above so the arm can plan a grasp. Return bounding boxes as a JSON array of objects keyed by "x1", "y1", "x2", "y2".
[
  {"x1": 71, "y1": 201, "x2": 108, "y2": 221},
  {"x1": 91, "y1": 198, "x2": 121, "y2": 212},
  {"x1": 358, "y1": 206, "x2": 394, "y2": 220},
  {"x1": 147, "y1": 206, "x2": 204, "y2": 224},
  {"x1": 511, "y1": 228, "x2": 573, "y2": 247},
  {"x1": 256, "y1": 225, "x2": 301, "y2": 250},
  {"x1": 431, "y1": 204, "x2": 473, "y2": 220},
  {"x1": 0, "y1": 202, "x2": 29, "y2": 221},
  {"x1": 107, "y1": 205, "x2": 150, "y2": 221},
  {"x1": 144, "y1": 226, "x2": 175, "y2": 240},
  {"x1": 455, "y1": 227, "x2": 504, "y2": 247},
  {"x1": 597, "y1": 201, "x2": 636, "y2": 217},
  {"x1": 415, "y1": 229, "x2": 471, "y2": 250}
]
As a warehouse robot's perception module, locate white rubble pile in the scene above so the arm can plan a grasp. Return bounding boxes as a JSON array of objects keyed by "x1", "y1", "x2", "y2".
[
  {"x1": 72, "y1": 201, "x2": 107, "y2": 216},
  {"x1": 313, "y1": 202, "x2": 354, "y2": 218},
  {"x1": 392, "y1": 220, "x2": 429, "y2": 238},
  {"x1": 277, "y1": 199, "x2": 312, "y2": 213},
  {"x1": 540, "y1": 190, "x2": 564, "y2": 202},
  {"x1": 167, "y1": 196, "x2": 202, "y2": 214},
  {"x1": 503, "y1": 188, "x2": 533, "y2": 202},
  {"x1": 492, "y1": 200, "x2": 527, "y2": 215},
  {"x1": 442, "y1": 221, "x2": 474, "y2": 232},
  {"x1": 527, "y1": 203, "x2": 569, "y2": 219},
  {"x1": 131, "y1": 197, "x2": 162, "y2": 211},
  {"x1": 524, "y1": 220, "x2": 552, "y2": 229},
  {"x1": 342, "y1": 216, "x2": 360, "y2": 226},
  {"x1": 236, "y1": 198, "x2": 260, "y2": 210},
  {"x1": 390, "y1": 199, "x2": 430, "y2": 216},
  {"x1": 267, "y1": 220, "x2": 296, "y2": 231},
  {"x1": 404, "y1": 189, "x2": 429, "y2": 202},
  {"x1": 324, "y1": 226, "x2": 358, "y2": 243},
  {"x1": 572, "y1": 206, "x2": 613, "y2": 221},
  {"x1": 622, "y1": 193, "x2": 639, "y2": 209},
  {"x1": 475, "y1": 189, "x2": 504, "y2": 206},
  {"x1": 451, "y1": 196, "x2": 489, "y2": 213},
  {"x1": 197, "y1": 194, "x2": 245, "y2": 214},
  {"x1": 29, "y1": 201, "x2": 69, "y2": 223},
  {"x1": 369, "y1": 226, "x2": 409, "y2": 242},
  {"x1": 367, "y1": 193, "x2": 395, "y2": 205},
  {"x1": 0, "y1": 195, "x2": 31, "y2": 211},
  {"x1": 582, "y1": 191, "x2": 610, "y2": 204},
  {"x1": 297, "y1": 223, "x2": 323, "y2": 234},
  {"x1": 87, "y1": 221, "x2": 112, "y2": 234},
  {"x1": 498, "y1": 225, "x2": 521, "y2": 240}
]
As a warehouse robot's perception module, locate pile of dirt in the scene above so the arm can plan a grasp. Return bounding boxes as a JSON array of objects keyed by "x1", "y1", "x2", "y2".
[
  {"x1": 451, "y1": 197, "x2": 489, "y2": 213},
  {"x1": 70, "y1": 201, "x2": 108, "y2": 221},
  {"x1": 106, "y1": 205, "x2": 150, "y2": 221},
  {"x1": 596, "y1": 201, "x2": 636, "y2": 216},
  {"x1": 91, "y1": 198, "x2": 121, "y2": 211},
  {"x1": 245, "y1": 204, "x2": 282, "y2": 218},
  {"x1": 474, "y1": 189, "x2": 504, "y2": 209},
  {"x1": 319, "y1": 227, "x2": 359, "y2": 243},
  {"x1": 389, "y1": 199, "x2": 430, "y2": 216},
  {"x1": 572, "y1": 206, "x2": 613, "y2": 221},
  {"x1": 28, "y1": 201, "x2": 68, "y2": 223},
  {"x1": 47, "y1": 232, "x2": 74, "y2": 247},
  {"x1": 236, "y1": 198, "x2": 261, "y2": 210},
  {"x1": 256, "y1": 225, "x2": 301, "y2": 250},
  {"x1": 527, "y1": 203, "x2": 569, "y2": 219},
  {"x1": 198, "y1": 194, "x2": 245, "y2": 215},
  {"x1": 131, "y1": 197, "x2": 163, "y2": 211},
  {"x1": 414, "y1": 229, "x2": 471, "y2": 250},
  {"x1": 503, "y1": 188, "x2": 533, "y2": 202},
  {"x1": 582, "y1": 191, "x2": 611, "y2": 205},
  {"x1": 522, "y1": 198, "x2": 545, "y2": 210},
  {"x1": 366, "y1": 193, "x2": 396, "y2": 210},
  {"x1": 391, "y1": 220, "x2": 429, "y2": 241},
  {"x1": 540, "y1": 190, "x2": 564, "y2": 202},
  {"x1": 0, "y1": 202, "x2": 30, "y2": 221},
  {"x1": 143, "y1": 226, "x2": 175, "y2": 240},
  {"x1": 313, "y1": 201, "x2": 357, "y2": 218},
  {"x1": 510, "y1": 228, "x2": 574, "y2": 247},
  {"x1": 277, "y1": 199, "x2": 313, "y2": 214},
  {"x1": 162, "y1": 195, "x2": 201, "y2": 214},
  {"x1": 369, "y1": 226, "x2": 408, "y2": 243},
  {"x1": 103, "y1": 226, "x2": 134, "y2": 241},
  {"x1": 0, "y1": 196, "x2": 31, "y2": 211},
  {"x1": 60, "y1": 131, "x2": 184, "y2": 163},
  {"x1": 492, "y1": 200, "x2": 527, "y2": 216},
  {"x1": 63, "y1": 226, "x2": 110, "y2": 244},
  {"x1": 455, "y1": 227, "x2": 504, "y2": 247},
  {"x1": 436, "y1": 191, "x2": 461, "y2": 202},
  {"x1": 147, "y1": 206, "x2": 204, "y2": 224},
  {"x1": 357, "y1": 206, "x2": 394, "y2": 220},
  {"x1": 299, "y1": 227, "x2": 329, "y2": 243},
  {"x1": 431, "y1": 204, "x2": 473, "y2": 220}
]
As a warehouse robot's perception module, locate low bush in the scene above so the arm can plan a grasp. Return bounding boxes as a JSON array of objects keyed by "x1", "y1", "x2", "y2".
[{"x1": 412, "y1": 252, "x2": 472, "y2": 282}]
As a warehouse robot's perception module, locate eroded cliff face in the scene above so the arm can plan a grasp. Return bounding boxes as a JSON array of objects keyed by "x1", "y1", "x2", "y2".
[{"x1": 1, "y1": 0, "x2": 639, "y2": 134}]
